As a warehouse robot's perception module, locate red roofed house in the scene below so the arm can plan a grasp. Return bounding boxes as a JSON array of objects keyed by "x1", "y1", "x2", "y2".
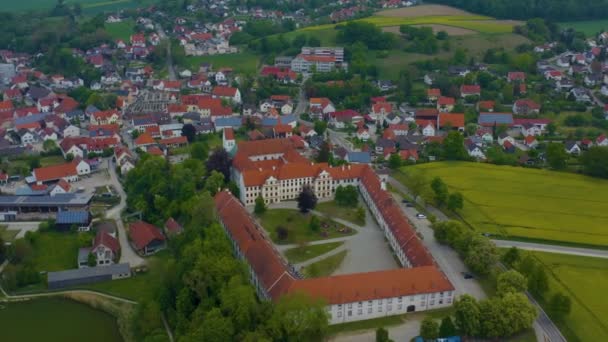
[
  {"x1": 33, "y1": 159, "x2": 90, "y2": 184},
  {"x1": 131, "y1": 33, "x2": 146, "y2": 47},
  {"x1": 129, "y1": 221, "x2": 166, "y2": 256},
  {"x1": 91, "y1": 231, "x2": 120, "y2": 266},
  {"x1": 460, "y1": 84, "x2": 481, "y2": 98},
  {"x1": 597, "y1": 134, "x2": 608, "y2": 146},
  {"x1": 134, "y1": 132, "x2": 156, "y2": 150},
  {"x1": 164, "y1": 217, "x2": 183, "y2": 236},
  {"x1": 212, "y1": 86, "x2": 241, "y2": 104},
  {"x1": 90, "y1": 110, "x2": 121, "y2": 125},
  {"x1": 427, "y1": 88, "x2": 441, "y2": 102},
  {"x1": 437, "y1": 113, "x2": 465, "y2": 132},
  {"x1": 309, "y1": 97, "x2": 335, "y2": 120},
  {"x1": 508, "y1": 71, "x2": 526, "y2": 82},
  {"x1": 477, "y1": 100, "x2": 495, "y2": 112},
  {"x1": 513, "y1": 99, "x2": 541, "y2": 115},
  {"x1": 437, "y1": 97, "x2": 455, "y2": 112},
  {"x1": 371, "y1": 102, "x2": 392, "y2": 122},
  {"x1": 260, "y1": 66, "x2": 298, "y2": 84},
  {"x1": 159, "y1": 136, "x2": 188, "y2": 149}
]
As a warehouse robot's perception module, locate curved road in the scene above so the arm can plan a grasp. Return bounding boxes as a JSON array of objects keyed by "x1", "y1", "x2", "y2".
[
  {"x1": 107, "y1": 159, "x2": 145, "y2": 267},
  {"x1": 493, "y1": 239, "x2": 608, "y2": 259}
]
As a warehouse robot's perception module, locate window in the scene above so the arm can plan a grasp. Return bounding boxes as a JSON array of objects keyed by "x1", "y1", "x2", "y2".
[
  {"x1": 387, "y1": 298, "x2": 392, "y2": 304},
  {"x1": 398, "y1": 297, "x2": 402, "y2": 303},
  {"x1": 378, "y1": 306, "x2": 382, "y2": 312},
  {"x1": 347, "y1": 303, "x2": 352, "y2": 309},
  {"x1": 430, "y1": 300, "x2": 435, "y2": 306},
  {"x1": 368, "y1": 308, "x2": 372, "y2": 314},
  {"x1": 358, "y1": 302, "x2": 362, "y2": 308},
  {"x1": 338, "y1": 311, "x2": 342, "y2": 318},
  {"x1": 387, "y1": 305, "x2": 392, "y2": 311},
  {"x1": 397, "y1": 304, "x2": 402, "y2": 310}
]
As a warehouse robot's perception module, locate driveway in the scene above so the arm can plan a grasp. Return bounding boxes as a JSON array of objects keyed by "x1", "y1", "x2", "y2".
[{"x1": 106, "y1": 159, "x2": 145, "y2": 267}]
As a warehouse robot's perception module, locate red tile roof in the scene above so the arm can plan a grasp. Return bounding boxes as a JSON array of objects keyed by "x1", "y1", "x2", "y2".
[
  {"x1": 159, "y1": 136, "x2": 188, "y2": 146},
  {"x1": 437, "y1": 96, "x2": 455, "y2": 106},
  {"x1": 427, "y1": 88, "x2": 441, "y2": 97},
  {"x1": 33, "y1": 162, "x2": 78, "y2": 183},
  {"x1": 165, "y1": 218, "x2": 183, "y2": 234},
  {"x1": 212, "y1": 86, "x2": 238, "y2": 97},
  {"x1": 135, "y1": 132, "x2": 155, "y2": 146},
  {"x1": 438, "y1": 113, "x2": 465, "y2": 128},
  {"x1": 93, "y1": 231, "x2": 120, "y2": 254},
  {"x1": 129, "y1": 221, "x2": 165, "y2": 250},
  {"x1": 460, "y1": 84, "x2": 480, "y2": 95}
]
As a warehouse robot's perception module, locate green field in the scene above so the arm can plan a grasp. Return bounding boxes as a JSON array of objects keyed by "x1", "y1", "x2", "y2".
[
  {"x1": 0, "y1": 297, "x2": 122, "y2": 341},
  {"x1": 284, "y1": 241, "x2": 344, "y2": 263},
  {"x1": 31, "y1": 232, "x2": 85, "y2": 271},
  {"x1": 533, "y1": 251, "x2": 608, "y2": 342},
  {"x1": 258, "y1": 209, "x2": 356, "y2": 244},
  {"x1": 400, "y1": 162, "x2": 608, "y2": 246},
  {"x1": 302, "y1": 250, "x2": 347, "y2": 278},
  {"x1": 182, "y1": 52, "x2": 260, "y2": 75},
  {"x1": 300, "y1": 14, "x2": 516, "y2": 34},
  {"x1": 316, "y1": 201, "x2": 365, "y2": 226},
  {"x1": 0, "y1": 225, "x2": 18, "y2": 242},
  {"x1": 105, "y1": 20, "x2": 135, "y2": 41},
  {"x1": 0, "y1": 0, "x2": 155, "y2": 13},
  {"x1": 559, "y1": 20, "x2": 608, "y2": 36}
]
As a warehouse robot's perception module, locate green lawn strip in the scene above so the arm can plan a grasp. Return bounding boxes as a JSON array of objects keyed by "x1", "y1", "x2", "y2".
[
  {"x1": 316, "y1": 201, "x2": 364, "y2": 226},
  {"x1": 40, "y1": 155, "x2": 65, "y2": 167},
  {"x1": 81, "y1": 271, "x2": 156, "y2": 302},
  {"x1": 259, "y1": 209, "x2": 356, "y2": 245},
  {"x1": 0, "y1": 225, "x2": 18, "y2": 242},
  {"x1": 559, "y1": 20, "x2": 608, "y2": 36},
  {"x1": 532, "y1": 251, "x2": 608, "y2": 342},
  {"x1": 31, "y1": 232, "x2": 86, "y2": 272},
  {"x1": 105, "y1": 20, "x2": 135, "y2": 41},
  {"x1": 284, "y1": 241, "x2": 344, "y2": 264},
  {"x1": 302, "y1": 250, "x2": 347, "y2": 278}
]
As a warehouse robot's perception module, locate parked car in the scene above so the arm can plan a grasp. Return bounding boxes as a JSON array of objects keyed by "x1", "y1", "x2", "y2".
[
  {"x1": 406, "y1": 203, "x2": 415, "y2": 208},
  {"x1": 416, "y1": 213, "x2": 426, "y2": 219},
  {"x1": 462, "y1": 272, "x2": 474, "y2": 279},
  {"x1": 401, "y1": 199, "x2": 409, "y2": 204}
]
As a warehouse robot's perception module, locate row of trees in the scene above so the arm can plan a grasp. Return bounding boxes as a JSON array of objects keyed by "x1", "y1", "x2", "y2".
[{"x1": 430, "y1": 177, "x2": 464, "y2": 212}]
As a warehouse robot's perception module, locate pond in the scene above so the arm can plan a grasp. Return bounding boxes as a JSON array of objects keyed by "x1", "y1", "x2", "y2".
[{"x1": 0, "y1": 297, "x2": 123, "y2": 342}]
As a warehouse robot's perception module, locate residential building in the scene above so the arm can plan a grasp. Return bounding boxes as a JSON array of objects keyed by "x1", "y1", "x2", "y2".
[
  {"x1": 129, "y1": 221, "x2": 166, "y2": 256},
  {"x1": 290, "y1": 47, "x2": 348, "y2": 73}
]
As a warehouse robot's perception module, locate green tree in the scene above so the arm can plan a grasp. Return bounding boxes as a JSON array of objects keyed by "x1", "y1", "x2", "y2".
[
  {"x1": 334, "y1": 185, "x2": 358, "y2": 207},
  {"x1": 454, "y1": 295, "x2": 481, "y2": 337},
  {"x1": 433, "y1": 220, "x2": 466, "y2": 246},
  {"x1": 499, "y1": 293, "x2": 537, "y2": 336},
  {"x1": 267, "y1": 293, "x2": 329, "y2": 341},
  {"x1": 501, "y1": 247, "x2": 521, "y2": 267},
  {"x1": 431, "y1": 176, "x2": 448, "y2": 206},
  {"x1": 547, "y1": 292, "x2": 572, "y2": 322},
  {"x1": 580, "y1": 146, "x2": 608, "y2": 178},
  {"x1": 87, "y1": 252, "x2": 96, "y2": 267},
  {"x1": 546, "y1": 143, "x2": 568, "y2": 170},
  {"x1": 376, "y1": 327, "x2": 392, "y2": 342},
  {"x1": 309, "y1": 215, "x2": 320, "y2": 232},
  {"x1": 497, "y1": 270, "x2": 527, "y2": 295},
  {"x1": 447, "y1": 192, "x2": 464, "y2": 211},
  {"x1": 464, "y1": 236, "x2": 498, "y2": 276},
  {"x1": 316, "y1": 141, "x2": 330, "y2": 163},
  {"x1": 401, "y1": 168, "x2": 429, "y2": 202},
  {"x1": 442, "y1": 131, "x2": 468, "y2": 160},
  {"x1": 190, "y1": 142, "x2": 208, "y2": 160},
  {"x1": 420, "y1": 316, "x2": 439, "y2": 340},
  {"x1": 254, "y1": 196, "x2": 267, "y2": 215},
  {"x1": 388, "y1": 153, "x2": 402, "y2": 169},
  {"x1": 314, "y1": 120, "x2": 327, "y2": 135},
  {"x1": 439, "y1": 316, "x2": 457, "y2": 337},
  {"x1": 204, "y1": 170, "x2": 225, "y2": 195},
  {"x1": 297, "y1": 185, "x2": 318, "y2": 213}
]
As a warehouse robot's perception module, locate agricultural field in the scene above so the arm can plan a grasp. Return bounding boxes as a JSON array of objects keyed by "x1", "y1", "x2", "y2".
[
  {"x1": 182, "y1": 52, "x2": 261, "y2": 75},
  {"x1": 533, "y1": 251, "x2": 608, "y2": 342},
  {"x1": 0, "y1": 0, "x2": 155, "y2": 13},
  {"x1": 400, "y1": 162, "x2": 608, "y2": 247},
  {"x1": 105, "y1": 20, "x2": 135, "y2": 41},
  {"x1": 559, "y1": 20, "x2": 608, "y2": 36}
]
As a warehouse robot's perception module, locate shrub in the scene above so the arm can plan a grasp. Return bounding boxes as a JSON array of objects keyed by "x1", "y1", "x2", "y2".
[{"x1": 276, "y1": 226, "x2": 289, "y2": 241}]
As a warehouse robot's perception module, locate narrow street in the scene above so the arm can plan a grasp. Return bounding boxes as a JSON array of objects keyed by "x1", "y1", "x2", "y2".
[{"x1": 157, "y1": 24, "x2": 177, "y2": 81}]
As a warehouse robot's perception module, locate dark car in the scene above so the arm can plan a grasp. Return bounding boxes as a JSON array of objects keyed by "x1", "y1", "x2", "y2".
[
  {"x1": 406, "y1": 203, "x2": 415, "y2": 207},
  {"x1": 462, "y1": 272, "x2": 474, "y2": 279},
  {"x1": 401, "y1": 199, "x2": 409, "y2": 204}
]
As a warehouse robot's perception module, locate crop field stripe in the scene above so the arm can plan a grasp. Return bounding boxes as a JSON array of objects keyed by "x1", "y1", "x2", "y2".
[{"x1": 82, "y1": 0, "x2": 131, "y2": 8}]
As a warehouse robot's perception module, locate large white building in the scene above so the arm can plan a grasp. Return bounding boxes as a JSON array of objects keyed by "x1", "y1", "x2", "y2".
[
  {"x1": 214, "y1": 162, "x2": 454, "y2": 325},
  {"x1": 291, "y1": 47, "x2": 348, "y2": 73}
]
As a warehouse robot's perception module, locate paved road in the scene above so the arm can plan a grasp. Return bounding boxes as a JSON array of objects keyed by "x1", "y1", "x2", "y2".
[
  {"x1": 107, "y1": 159, "x2": 145, "y2": 267},
  {"x1": 331, "y1": 316, "x2": 421, "y2": 342},
  {"x1": 157, "y1": 24, "x2": 176, "y2": 81},
  {"x1": 493, "y1": 239, "x2": 608, "y2": 259}
]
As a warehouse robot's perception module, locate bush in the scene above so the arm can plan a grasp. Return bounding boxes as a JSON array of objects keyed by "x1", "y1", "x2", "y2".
[{"x1": 276, "y1": 226, "x2": 288, "y2": 241}]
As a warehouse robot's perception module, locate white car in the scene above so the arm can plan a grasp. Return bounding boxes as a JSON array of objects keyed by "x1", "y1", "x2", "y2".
[{"x1": 416, "y1": 213, "x2": 426, "y2": 219}]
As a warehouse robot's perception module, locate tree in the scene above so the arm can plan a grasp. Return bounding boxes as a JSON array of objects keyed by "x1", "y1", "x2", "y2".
[
  {"x1": 439, "y1": 316, "x2": 456, "y2": 337},
  {"x1": 276, "y1": 226, "x2": 289, "y2": 241},
  {"x1": 454, "y1": 295, "x2": 480, "y2": 337},
  {"x1": 204, "y1": 170, "x2": 225, "y2": 195},
  {"x1": 420, "y1": 316, "x2": 439, "y2": 340},
  {"x1": 254, "y1": 196, "x2": 267, "y2": 215},
  {"x1": 0, "y1": 237, "x2": 5, "y2": 263},
  {"x1": 206, "y1": 148, "x2": 231, "y2": 180},
  {"x1": 431, "y1": 176, "x2": 448, "y2": 206},
  {"x1": 181, "y1": 123, "x2": 196, "y2": 143},
  {"x1": 546, "y1": 143, "x2": 568, "y2": 170},
  {"x1": 497, "y1": 270, "x2": 527, "y2": 295},
  {"x1": 401, "y1": 168, "x2": 429, "y2": 202},
  {"x1": 316, "y1": 141, "x2": 330, "y2": 163},
  {"x1": 356, "y1": 207, "x2": 365, "y2": 223},
  {"x1": 190, "y1": 142, "x2": 208, "y2": 161},
  {"x1": 447, "y1": 192, "x2": 464, "y2": 212},
  {"x1": 547, "y1": 292, "x2": 571, "y2": 322},
  {"x1": 87, "y1": 252, "x2": 96, "y2": 267},
  {"x1": 334, "y1": 185, "x2": 358, "y2": 207},
  {"x1": 297, "y1": 185, "x2": 317, "y2": 213},
  {"x1": 267, "y1": 293, "x2": 329, "y2": 341},
  {"x1": 464, "y1": 237, "x2": 498, "y2": 276},
  {"x1": 499, "y1": 293, "x2": 537, "y2": 337},
  {"x1": 580, "y1": 146, "x2": 608, "y2": 178},
  {"x1": 388, "y1": 153, "x2": 402, "y2": 169},
  {"x1": 42, "y1": 139, "x2": 57, "y2": 152},
  {"x1": 433, "y1": 220, "x2": 466, "y2": 246},
  {"x1": 314, "y1": 120, "x2": 327, "y2": 135},
  {"x1": 442, "y1": 131, "x2": 468, "y2": 160},
  {"x1": 376, "y1": 327, "x2": 392, "y2": 342},
  {"x1": 501, "y1": 247, "x2": 521, "y2": 267},
  {"x1": 527, "y1": 265, "x2": 549, "y2": 298}
]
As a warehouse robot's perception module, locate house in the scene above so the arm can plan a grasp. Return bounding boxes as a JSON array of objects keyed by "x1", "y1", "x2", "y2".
[
  {"x1": 524, "y1": 135, "x2": 539, "y2": 149},
  {"x1": 222, "y1": 127, "x2": 237, "y2": 152},
  {"x1": 477, "y1": 101, "x2": 495, "y2": 112},
  {"x1": 309, "y1": 97, "x2": 335, "y2": 120},
  {"x1": 18, "y1": 129, "x2": 37, "y2": 145},
  {"x1": 371, "y1": 102, "x2": 393, "y2": 122},
  {"x1": 48, "y1": 263, "x2": 130, "y2": 289},
  {"x1": 129, "y1": 221, "x2": 166, "y2": 256},
  {"x1": 502, "y1": 140, "x2": 516, "y2": 153},
  {"x1": 580, "y1": 138, "x2": 593, "y2": 150},
  {"x1": 356, "y1": 127, "x2": 371, "y2": 141},
  {"x1": 545, "y1": 70, "x2": 563, "y2": 81},
  {"x1": 33, "y1": 160, "x2": 89, "y2": 184},
  {"x1": 437, "y1": 113, "x2": 465, "y2": 132},
  {"x1": 512, "y1": 99, "x2": 541, "y2": 115},
  {"x1": 570, "y1": 88, "x2": 592, "y2": 103},
  {"x1": 427, "y1": 88, "x2": 440, "y2": 102},
  {"x1": 498, "y1": 133, "x2": 515, "y2": 146},
  {"x1": 165, "y1": 217, "x2": 183, "y2": 236},
  {"x1": 90, "y1": 110, "x2": 121, "y2": 125},
  {"x1": 597, "y1": 134, "x2": 608, "y2": 146},
  {"x1": 345, "y1": 151, "x2": 371, "y2": 164},
  {"x1": 437, "y1": 97, "x2": 455, "y2": 112},
  {"x1": 375, "y1": 138, "x2": 396, "y2": 155},
  {"x1": 212, "y1": 86, "x2": 241, "y2": 104},
  {"x1": 90, "y1": 231, "x2": 120, "y2": 266},
  {"x1": 565, "y1": 141, "x2": 581, "y2": 154},
  {"x1": 329, "y1": 110, "x2": 362, "y2": 129},
  {"x1": 56, "y1": 211, "x2": 92, "y2": 231},
  {"x1": 507, "y1": 72, "x2": 526, "y2": 83},
  {"x1": 416, "y1": 120, "x2": 435, "y2": 137},
  {"x1": 460, "y1": 85, "x2": 481, "y2": 98},
  {"x1": 466, "y1": 143, "x2": 485, "y2": 159},
  {"x1": 50, "y1": 179, "x2": 71, "y2": 196},
  {"x1": 478, "y1": 113, "x2": 513, "y2": 127}
]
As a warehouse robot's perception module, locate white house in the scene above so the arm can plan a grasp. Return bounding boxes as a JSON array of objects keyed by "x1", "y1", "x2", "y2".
[
  {"x1": 418, "y1": 121, "x2": 435, "y2": 137},
  {"x1": 223, "y1": 127, "x2": 236, "y2": 151},
  {"x1": 356, "y1": 128, "x2": 370, "y2": 141},
  {"x1": 498, "y1": 133, "x2": 515, "y2": 146},
  {"x1": 75, "y1": 159, "x2": 91, "y2": 175},
  {"x1": 467, "y1": 144, "x2": 486, "y2": 159},
  {"x1": 565, "y1": 141, "x2": 581, "y2": 154},
  {"x1": 91, "y1": 231, "x2": 120, "y2": 266},
  {"x1": 63, "y1": 125, "x2": 80, "y2": 138}
]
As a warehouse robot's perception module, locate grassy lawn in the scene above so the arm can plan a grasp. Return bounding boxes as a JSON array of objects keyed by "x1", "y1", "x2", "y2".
[
  {"x1": 0, "y1": 225, "x2": 18, "y2": 242},
  {"x1": 105, "y1": 19, "x2": 135, "y2": 41},
  {"x1": 559, "y1": 20, "x2": 608, "y2": 36},
  {"x1": 532, "y1": 251, "x2": 608, "y2": 342},
  {"x1": 259, "y1": 209, "x2": 356, "y2": 245},
  {"x1": 316, "y1": 201, "x2": 365, "y2": 226},
  {"x1": 182, "y1": 52, "x2": 260, "y2": 75},
  {"x1": 400, "y1": 162, "x2": 608, "y2": 247},
  {"x1": 40, "y1": 155, "x2": 65, "y2": 167},
  {"x1": 284, "y1": 241, "x2": 344, "y2": 263},
  {"x1": 82, "y1": 271, "x2": 156, "y2": 302},
  {"x1": 302, "y1": 250, "x2": 347, "y2": 278},
  {"x1": 31, "y1": 232, "x2": 86, "y2": 272}
]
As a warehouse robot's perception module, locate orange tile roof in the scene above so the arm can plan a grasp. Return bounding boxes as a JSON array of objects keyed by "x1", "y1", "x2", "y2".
[
  {"x1": 135, "y1": 132, "x2": 155, "y2": 146},
  {"x1": 438, "y1": 113, "x2": 465, "y2": 128},
  {"x1": 34, "y1": 162, "x2": 77, "y2": 182}
]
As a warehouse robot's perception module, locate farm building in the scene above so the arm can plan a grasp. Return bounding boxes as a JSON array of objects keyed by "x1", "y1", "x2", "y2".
[
  {"x1": 47, "y1": 263, "x2": 131, "y2": 289},
  {"x1": 56, "y1": 210, "x2": 92, "y2": 231}
]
